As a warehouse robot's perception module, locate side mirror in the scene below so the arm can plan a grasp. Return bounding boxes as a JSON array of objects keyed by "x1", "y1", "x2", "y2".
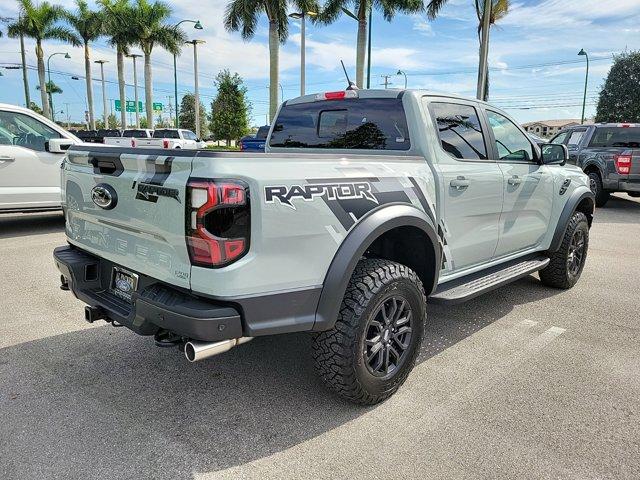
[
  {"x1": 47, "y1": 138, "x2": 74, "y2": 153},
  {"x1": 541, "y1": 143, "x2": 568, "y2": 165}
]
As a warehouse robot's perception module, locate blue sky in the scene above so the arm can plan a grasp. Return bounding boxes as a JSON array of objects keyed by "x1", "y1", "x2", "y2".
[{"x1": 1, "y1": 0, "x2": 639, "y2": 127}]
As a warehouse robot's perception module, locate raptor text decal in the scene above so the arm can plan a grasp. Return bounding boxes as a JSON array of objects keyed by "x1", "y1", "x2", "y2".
[{"x1": 265, "y1": 182, "x2": 378, "y2": 209}]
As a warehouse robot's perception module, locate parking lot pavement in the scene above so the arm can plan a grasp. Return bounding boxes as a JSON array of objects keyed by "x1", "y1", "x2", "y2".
[{"x1": 1, "y1": 194, "x2": 639, "y2": 480}]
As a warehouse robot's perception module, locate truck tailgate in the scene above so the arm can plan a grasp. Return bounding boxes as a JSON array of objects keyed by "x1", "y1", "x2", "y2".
[{"x1": 63, "y1": 146, "x2": 193, "y2": 288}]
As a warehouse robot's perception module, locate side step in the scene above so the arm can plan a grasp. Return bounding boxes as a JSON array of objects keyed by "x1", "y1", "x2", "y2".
[{"x1": 429, "y1": 255, "x2": 550, "y2": 305}]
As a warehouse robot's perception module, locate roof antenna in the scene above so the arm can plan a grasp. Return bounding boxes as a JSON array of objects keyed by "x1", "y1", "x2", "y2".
[{"x1": 341, "y1": 60, "x2": 358, "y2": 90}]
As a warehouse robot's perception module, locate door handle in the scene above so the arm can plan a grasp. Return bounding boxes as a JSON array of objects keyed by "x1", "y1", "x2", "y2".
[
  {"x1": 508, "y1": 175, "x2": 522, "y2": 186},
  {"x1": 449, "y1": 176, "x2": 470, "y2": 190},
  {"x1": 0, "y1": 155, "x2": 15, "y2": 162}
]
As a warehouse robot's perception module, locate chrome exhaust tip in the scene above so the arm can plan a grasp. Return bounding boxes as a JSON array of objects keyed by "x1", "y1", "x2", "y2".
[{"x1": 184, "y1": 337, "x2": 252, "y2": 363}]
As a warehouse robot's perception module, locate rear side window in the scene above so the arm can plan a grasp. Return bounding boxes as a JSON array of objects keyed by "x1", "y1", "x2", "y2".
[
  {"x1": 269, "y1": 98, "x2": 410, "y2": 150},
  {"x1": 589, "y1": 127, "x2": 640, "y2": 148},
  {"x1": 429, "y1": 102, "x2": 487, "y2": 160}
]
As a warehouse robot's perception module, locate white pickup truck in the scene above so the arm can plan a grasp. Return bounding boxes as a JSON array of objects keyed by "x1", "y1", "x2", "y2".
[
  {"x1": 103, "y1": 129, "x2": 154, "y2": 147},
  {"x1": 0, "y1": 103, "x2": 80, "y2": 213},
  {"x1": 132, "y1": 128, "x2": 205, "y2": 149}
]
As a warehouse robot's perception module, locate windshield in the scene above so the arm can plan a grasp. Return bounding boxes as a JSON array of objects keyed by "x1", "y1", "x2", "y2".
[{"x1": 269, "y1": 97, "x2": 411, "y2": 151}]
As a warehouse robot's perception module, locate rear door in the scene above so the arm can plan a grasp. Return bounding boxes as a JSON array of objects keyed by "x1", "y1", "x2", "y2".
[
  {"x1": 484, "y1": 108, "x2": 554, "y2": 257},
  {"x1": 426, "y1": 99, "x2": 503, "y2": 273},
  {"x1": 0, "y1": 108, "x2": 66, "y2": 210},
  {"x1": 64, "y1": 147, "x2": 194, "y2": 288}
]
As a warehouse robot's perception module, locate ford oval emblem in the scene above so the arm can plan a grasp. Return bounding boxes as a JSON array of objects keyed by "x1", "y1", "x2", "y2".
[{"x1": 91, "y1": 184, "x2": 117, "y2": 210}]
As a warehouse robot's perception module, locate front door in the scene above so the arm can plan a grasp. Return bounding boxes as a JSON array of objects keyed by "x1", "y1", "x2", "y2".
[
  {"x1": 426, "y1": 99, "x2": 503, "y2": 274},
  {"x1": 0, "y1": 109, "x2": 64, "y2": 210},
  {"x1": 485, "y1": 109, "x2": 554, "y2": 257}
]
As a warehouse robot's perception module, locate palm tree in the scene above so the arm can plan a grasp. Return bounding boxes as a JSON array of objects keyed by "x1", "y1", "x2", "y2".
[
  {"x1": 319, "y1": 0, "x2": 425, "y2": 89},
  {"x1": 130, "y1": 0, "x2": 185, "y2": 125},
  {"x1": 65, "y1": 1, "x2": 103, "y2": 130},
  {"x1": 474, "y1": 0, "x2": 509, "y2": 101},
  {"x1": 100, "y1": 0, "x2": 135, "y2": 129},
  {"x1": 14, "y1": 0, "x2": 79, "y2": 119},
  {"x1": 4, "y1": 16, "x2": 30, "y2": 107},
  {"x1": 225, "y1": 0, "x2": 317, "y2": 121}
]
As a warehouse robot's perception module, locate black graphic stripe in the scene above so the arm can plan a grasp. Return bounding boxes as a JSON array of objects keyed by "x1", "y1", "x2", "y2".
[{"x1": 408, "y1": 176, "x2": 435, "y2": 225}]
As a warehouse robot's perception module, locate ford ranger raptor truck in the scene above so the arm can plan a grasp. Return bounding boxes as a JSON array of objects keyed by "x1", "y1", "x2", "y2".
[{"x1": 54, "y1": 89, "x2": 595, "y2": 405}]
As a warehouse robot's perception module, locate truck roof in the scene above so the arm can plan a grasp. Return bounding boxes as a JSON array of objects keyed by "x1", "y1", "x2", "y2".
[{"x1": 284, "y1": 88, "x2": 492, "y2": 107}]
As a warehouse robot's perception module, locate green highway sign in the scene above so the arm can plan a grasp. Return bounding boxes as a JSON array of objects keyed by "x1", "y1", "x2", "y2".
[
  {"x1": 114, "y1": 100, "x2": 143, "y2": 113},
  {"x1": 152, "y1": 102, "x2": 163, "y2": 112}
]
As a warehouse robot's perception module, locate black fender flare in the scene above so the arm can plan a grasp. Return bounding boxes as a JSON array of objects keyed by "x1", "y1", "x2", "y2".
[
  {"x1": 313, "y1": 203, "x2": 441, "y2": 331},
  {"x1": 549, "y1": 187, "x2": 595, "y2": 252},
  {"x1": 582, "y1": 159, "x2": 605, "y2": 179}
]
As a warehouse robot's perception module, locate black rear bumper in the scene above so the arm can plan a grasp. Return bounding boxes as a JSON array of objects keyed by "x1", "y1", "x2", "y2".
[{"x1": 53, "y1": 245, "x2": 243, "y2": 342}]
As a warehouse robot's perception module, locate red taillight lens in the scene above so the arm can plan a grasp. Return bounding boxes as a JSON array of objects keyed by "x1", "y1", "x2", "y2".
[
  {"x1": 163, "y1": 139, "x2": 169, "y2": 149},
  {"x1": 615, "y1": 154, "x2": 632, "y2": 175},
  {"x1": 131, "y1": 139, "x2": 136, "y2": 147},
  {"x1": 186, "y1": 179, "x2": 250, "y2": 268}
]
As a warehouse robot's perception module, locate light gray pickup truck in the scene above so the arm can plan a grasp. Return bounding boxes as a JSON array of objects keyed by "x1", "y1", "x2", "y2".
[{"x1": 54, "y1": 89, "x2": 595, "y2": 404}]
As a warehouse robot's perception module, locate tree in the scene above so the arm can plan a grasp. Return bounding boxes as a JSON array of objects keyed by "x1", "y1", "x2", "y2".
[
  {"x1": 4, "y1": 16, "x2": 31, "y2": 108},
  {"x1": 100, "y1": 0, "x2": 136, "y2": 130},
  {"x1": 209, "y1": 70, "x2": 251, "y2": 145},
  {"x1": 319, "y1": 0, "x2": 424, "y2": 89},
  {"x1": 130, "y1": 0, "x2": 185, "y2": 125},
  {"x1": 13, "y1": 0, "x2": 79, "y2": 119},
  {"x1": 225, "y1": 0, "x2": 317, "y2": 120},
  {"x1": 474, "y1": 0, "x2": 509, "y2": 101},
  {"x1": 179, "y1": 93, "x2": 209, "y2": 137},
  {"x1": 36, "y1": 80, "x2": 63, "y2": 95},
  {"x1": 29, "y1": 102, "x2": 43, "y2": 115},
  {"x1": 65, "y1": 0, "x2": 103, "y2": 130},
  {"x1": 595, "y1": 51, "x2": 640, "y2": 123}
]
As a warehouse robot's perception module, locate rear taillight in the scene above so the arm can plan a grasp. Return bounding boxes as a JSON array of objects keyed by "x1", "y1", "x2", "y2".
[
  {"x1": 163, "y1": 139, "x2": 169, "y2": 149},
  {"x1": 186, "y1": 179, "x2": 250, "y2": 268},
  {"x1": 615, "y1": 154, "x2": 632, "y2": 175},
  {"x1": 131, "y1": 139, "x2": 136, "y2": 147},
  {"x1": 239, "y1": 141, "x2": 244, "y2": 151}
]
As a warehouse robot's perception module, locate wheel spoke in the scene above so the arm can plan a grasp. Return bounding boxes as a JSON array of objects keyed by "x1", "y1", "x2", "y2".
[
  {"x1": 383, "y1": 346, "x2": 390, "y2": 374},
  {"x1": 366, "y1": 334, "x2": 381, "y2": 346}
]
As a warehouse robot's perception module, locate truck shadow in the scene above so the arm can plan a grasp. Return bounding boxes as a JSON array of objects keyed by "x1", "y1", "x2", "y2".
[
  {"x1": 0, "y1": 212, "x2": 65, "y2": 239},
  {"x1": 0, "y1": 276, "x2": 562, "y2": 479},
  {"x1": 596, "y1": 194, "x2": 640, "y2": 224}
]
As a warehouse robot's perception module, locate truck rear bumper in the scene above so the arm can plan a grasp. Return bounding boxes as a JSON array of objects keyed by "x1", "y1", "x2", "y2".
[
  {"x1": 620, "y1": 175, "x2": 640, "y2": 192},
  {"x1": 53, "y1": 245, "x2": 243, "y2": 342}
]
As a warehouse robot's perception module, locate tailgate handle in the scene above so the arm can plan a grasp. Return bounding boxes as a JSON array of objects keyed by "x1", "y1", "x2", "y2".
[{"x1": 90, "y1": 156, "x2": 123, "y2": 176}]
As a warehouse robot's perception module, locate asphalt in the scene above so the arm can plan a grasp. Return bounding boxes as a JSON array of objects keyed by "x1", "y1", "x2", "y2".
[{"x1": 1, "y1": 194, "x2": 639, "y2": 480}]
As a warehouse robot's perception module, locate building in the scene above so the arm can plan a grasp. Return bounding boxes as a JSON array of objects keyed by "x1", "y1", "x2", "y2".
[{"x1": 522, "y1": 119, "x2": 582, "y2": 139}]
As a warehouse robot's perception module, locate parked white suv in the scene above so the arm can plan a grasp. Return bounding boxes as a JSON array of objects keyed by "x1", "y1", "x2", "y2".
[{"x1": 0, "y1": 103, "x2": 80, "y2": 213}]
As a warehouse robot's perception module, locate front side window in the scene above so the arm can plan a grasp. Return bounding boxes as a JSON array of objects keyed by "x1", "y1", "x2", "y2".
[
  {"x1": 269, "y1": 98, "x2": 410, "y2": 150},
  {"x1": 486, "y1": 110, "x2": 534, "y2": 162},
  {"x1": 182, "y1": 130, "x2": 197, "y2": 140},
  {"x1": 429, "y1": 102, "x2": 487, "y2": 160},
  {"x1": 550, "y1": 131, "x2": 570, "y2": 144},
  {"x1": 0, "y1": 110, "x2": 61, "y2": 151}
]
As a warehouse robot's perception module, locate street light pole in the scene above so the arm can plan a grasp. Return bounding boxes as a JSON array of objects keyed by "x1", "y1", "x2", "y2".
[
  {"x1": 578, "y1": 48, "x2": 589, "y2": 125},
  {"x1": 289, "y1": 11, "x2": 317, "y2": 96},
  {"x1": 173, "y1": 19, "x2": 203, "y2": 128},
  {"x1": 94, "y1": 60, "x2": 108, "y2": 127},
  {"x1": 187, "y1": 39, "x2": 206, "y2": 138},
  {"x1": 396, "y1": 70, "x2": 407, "y2": 89},
  {"x1": 366, "y1": 6, "x2": 372, "y2": 89},
  {"x1": 127, "y1": 53, "x2": 142, "y2": 128},
  {"x1": 46, "y1": 52, "x2": 70, "y2": 121}
]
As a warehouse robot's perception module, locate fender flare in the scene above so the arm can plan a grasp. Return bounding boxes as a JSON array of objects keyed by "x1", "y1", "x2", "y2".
[
  {"x1": 313, "y1": 203, "x2": 441, "y2": 331},
  {"x1": 549, "y1": 187, "x2": 595, "y2": 252},
  {"x1": 582, "y1": 159, "x2": 605, "y2": 179}
]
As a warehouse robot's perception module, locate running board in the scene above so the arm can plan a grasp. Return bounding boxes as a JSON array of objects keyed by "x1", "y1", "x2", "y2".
[{"x1": 429, "y1": 255, "x2": 550, "y2": 305}]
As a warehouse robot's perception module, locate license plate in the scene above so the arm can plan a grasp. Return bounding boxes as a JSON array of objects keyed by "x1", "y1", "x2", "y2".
[{"x1": 111, "y1": 267, "x2": 139, "y2": 302}]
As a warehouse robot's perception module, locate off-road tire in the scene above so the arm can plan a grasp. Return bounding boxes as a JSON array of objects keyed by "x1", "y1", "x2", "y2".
[
  {"x1": 588, "y1": 171, "x2": 610, "y2": 207},
  {"x1": 539, "y1": 211, "x2": 589, "y2": 289},
  {"x1": 312, "y1": 258, "x2": 426, "y2": 405}
]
